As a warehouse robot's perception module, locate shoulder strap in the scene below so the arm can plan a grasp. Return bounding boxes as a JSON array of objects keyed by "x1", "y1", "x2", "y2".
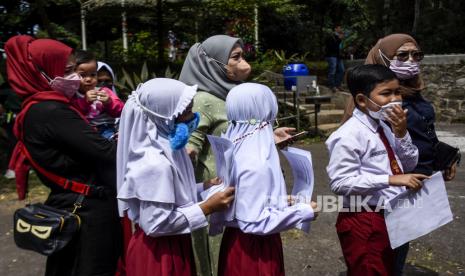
[
  {"x1": 19, "y1": 140, "x2": 104, "y2": 197},
  {"x1": 15, "y1": 100, "x2": 103, "y2": 197}
]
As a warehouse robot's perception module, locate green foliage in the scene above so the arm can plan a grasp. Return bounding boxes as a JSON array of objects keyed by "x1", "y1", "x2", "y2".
[
  {"x1": 114, "y1": 62, "x2": 179, "y2": 97},
  {"x1": 2, "y1": 0, "x2": 465, "y2": 73},
  {"x1": 114, "y1": 62, "x2": 156, "y2": 96},
  {"x1": 111, "y1": 31, "x2": 159, "y2": 65},
  {"x1": 35, "y1": 22, "x2": 80, "y2": 47},
  {"x1": 250, "y1": 49, "x2": 327, "y2": 80}
]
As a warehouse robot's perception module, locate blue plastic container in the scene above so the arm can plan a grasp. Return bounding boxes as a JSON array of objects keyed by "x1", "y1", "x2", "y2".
[{"x1": 282, "y1": 63, "x2": 309, "y2": 90}]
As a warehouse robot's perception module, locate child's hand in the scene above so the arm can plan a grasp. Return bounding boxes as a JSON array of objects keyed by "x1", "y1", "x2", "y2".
[
  {"x1": 287, "y1": 195, "x2": 295, "y2": 206},
  {"x1": 385, "y1": 105, "x2": 408, "y2": 138},
  {"x1": 389, "y1": 173, "x2": 429, "y2": 191},
  {"x1": 203, "y1": 177, "x2": 223, "y2": 190},
  {"x1": 97, "y1": 90, "x2": 110, "y2": 104},
  {"x1": 310, "y1": 201, "x2": 319, "y2": 220},
  {"x1": 274, "y1": 127, "x2": 296, "y2": 148},
  {"x1": 85, "y1": 89, "x2": 98, "y2": 102},
  {"x1": 199, "y1": 187, "x2": 235, "y2": 215}
]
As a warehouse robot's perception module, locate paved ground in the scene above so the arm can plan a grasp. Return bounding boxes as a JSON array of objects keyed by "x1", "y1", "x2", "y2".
[
  {"x1": 281, "y1": 123, "x2": 465, "y2": 276},
  {"x1": 0, "y1": 123, "x2": 464, "y2": 275}
]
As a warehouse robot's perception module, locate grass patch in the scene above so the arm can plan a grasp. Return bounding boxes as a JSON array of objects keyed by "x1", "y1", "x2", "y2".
[{"x1": 0, "y1": 173, "x2": 49, "y2": 202}]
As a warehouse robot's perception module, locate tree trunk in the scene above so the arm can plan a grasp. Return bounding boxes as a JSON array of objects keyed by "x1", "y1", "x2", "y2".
[
  {"x1": 156, "y1": 0, "x2": 164, "y2": 70},
  {"x1": 412, "y1": 0, "x2": 421, "y2": 34},
  {"x1": 254, "y1": 2, "x2": 259, "y2": 52}
]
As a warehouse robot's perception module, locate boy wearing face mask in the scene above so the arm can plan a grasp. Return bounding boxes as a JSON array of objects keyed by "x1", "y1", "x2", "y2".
[{"x1": 326, "y1": 64, "x2": 428, "y2": 276}]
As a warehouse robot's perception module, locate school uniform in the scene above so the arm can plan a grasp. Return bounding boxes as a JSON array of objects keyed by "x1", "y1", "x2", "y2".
[
  {"x1": 116, "y1": 79, "x2": 204, "y2": 276},
  {"x1": 326, "y1": 108, "x2": 419, "y2": 276},
  {"x1": 214, "y1": 83, "x2": 315, "y2": 276}
]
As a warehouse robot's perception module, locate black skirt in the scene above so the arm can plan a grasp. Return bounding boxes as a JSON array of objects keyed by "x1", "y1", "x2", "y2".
[{"x1": 44, "y1": 190, "x2": 122, "y2": 276}]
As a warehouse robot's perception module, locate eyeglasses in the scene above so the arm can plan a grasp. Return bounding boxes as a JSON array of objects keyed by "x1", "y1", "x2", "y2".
[{"x1": 394, "y1": 50, "x2": 424, "y2": 62}]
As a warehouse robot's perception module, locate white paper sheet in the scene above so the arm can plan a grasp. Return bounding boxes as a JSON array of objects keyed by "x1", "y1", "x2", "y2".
[
  {"x1": 281, "y1": 147, "x2": 315, "y2": 232},
  {"x1": 384, "y1": 172, "x2": 453, "y2": 249},
  {"x1": 201, "y1": 135, "x2": 234, "y2": 200}
]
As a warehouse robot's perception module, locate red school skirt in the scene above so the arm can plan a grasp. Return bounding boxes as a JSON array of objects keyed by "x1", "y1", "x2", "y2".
[
  {"x1": 218, "y1": 227, "x2": 285, "y2": 276},
  {"x1": 125, "y1": 227, "x2": 196, "y2": 276}
]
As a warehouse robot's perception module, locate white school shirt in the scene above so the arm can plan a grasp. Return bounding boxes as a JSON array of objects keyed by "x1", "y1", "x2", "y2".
[
  {"x1": 325, "y1": 108, "x2": 419, "y2": 207},
  {"x1": 133, "y1": 183, "x2": 207, "y2": 237}
]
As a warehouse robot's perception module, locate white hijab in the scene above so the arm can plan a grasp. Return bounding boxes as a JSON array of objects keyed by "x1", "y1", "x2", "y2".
[
  {"x1": 223, "y1": 83, "x2": 288, "y2": 222},
  {"x1": 116, "y1": 78, "x2": 198, "y2": 217},
  {"x1": 97, "y1": 61, "x2": 117, "y2": 94}
]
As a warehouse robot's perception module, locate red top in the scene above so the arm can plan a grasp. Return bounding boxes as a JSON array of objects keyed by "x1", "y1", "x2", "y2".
[{"x1": 71, "y1": 87, "x2": 124, "y2": 119}]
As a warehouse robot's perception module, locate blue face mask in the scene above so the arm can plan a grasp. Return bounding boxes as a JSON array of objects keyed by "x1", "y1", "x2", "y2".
[{"x1": 169, "y1": 112, "x2": 200, "y2": 150}]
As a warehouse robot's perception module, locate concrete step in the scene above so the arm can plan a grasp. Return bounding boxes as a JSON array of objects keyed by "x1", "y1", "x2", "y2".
[
  {"x1": 308, "y1": 109, "x2": 345, "y2": 124},
  {"x1": 317, "y1": 123, "x2": 340, "y2": 135},
  {"x1": 300, "y1": 103, "x2": 336, "y2": 111}
]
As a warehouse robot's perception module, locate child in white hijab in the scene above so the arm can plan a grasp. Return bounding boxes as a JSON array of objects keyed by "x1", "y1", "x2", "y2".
[
  {"x1": 116, "y1": 78, "x2": 234, "y2": 276},
  {"x1": 214, "y1": 83, "x2": 317, "y2": 276}
]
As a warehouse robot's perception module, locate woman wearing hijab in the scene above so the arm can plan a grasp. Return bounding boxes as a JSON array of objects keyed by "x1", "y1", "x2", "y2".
[
  {"x1": 5, "y1": 35, "x2": 122, "y2": 275},
  {"x1": 340, "y1": 33, "x2": 457, "y2": 275},
  {"x1": 116, "y1": 78, "x2": 235, "y2": 276},
  {"x1": 212, "y1": 83, "x2": 317, "y2": 276},
  {"x1": 342, "y1": 33, "x2": 457, "y2": 179},
  {"x1": 180, "y1": 35, "x2": 296, "y2": 275},
  {"x1": 180, "y1": 35, "x2": 252, "y2": 182}
]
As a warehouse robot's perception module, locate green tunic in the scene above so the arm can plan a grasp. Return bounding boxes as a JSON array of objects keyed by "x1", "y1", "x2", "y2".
[{"x1": 188, "y1": 91, "x2": 228, "y2": 182}]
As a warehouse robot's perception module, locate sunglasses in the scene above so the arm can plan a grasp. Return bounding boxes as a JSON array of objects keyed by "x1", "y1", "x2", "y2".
[{"x1": 395, "y1": 50, "x2": 424, "y2": 62}]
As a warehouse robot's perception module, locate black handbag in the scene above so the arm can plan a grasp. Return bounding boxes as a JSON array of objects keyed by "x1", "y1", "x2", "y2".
[
  {"x1": 13, "y1": 195, "x2": 83, "y2": 256},
  {"x1": 433, "y1": 141, "x2": 461, "y2": 171}
]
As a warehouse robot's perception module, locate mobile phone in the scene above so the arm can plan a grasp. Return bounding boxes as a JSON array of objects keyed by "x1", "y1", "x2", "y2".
[
  {"x1": 275, "y1": 131, "x2": 309, "y2": 147},
  {"x1": 290, "y1": 131, "x2": 308, "y2": 140}
]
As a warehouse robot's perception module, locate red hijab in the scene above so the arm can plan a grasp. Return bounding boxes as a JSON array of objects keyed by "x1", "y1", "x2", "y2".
[
  {"x1": 5, "y1": 35, "x2": 82, "y2": 200},
  {"x1": 6, "y1": 35, "x2": 73, "y2": 98}
]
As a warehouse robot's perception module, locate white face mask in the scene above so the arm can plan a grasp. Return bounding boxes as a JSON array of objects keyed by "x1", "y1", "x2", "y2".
[{"x1": 366, "y1": 97, "x2": 403, "y2": 120}]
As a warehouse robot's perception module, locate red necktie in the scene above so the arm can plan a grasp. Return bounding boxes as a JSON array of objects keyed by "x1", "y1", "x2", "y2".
[{"x1": 377, "y1": 127, "x2": 403, "y2": 175}]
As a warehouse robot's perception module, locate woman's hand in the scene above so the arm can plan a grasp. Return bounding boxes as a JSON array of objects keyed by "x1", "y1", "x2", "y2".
[
  {"x1": 186, "y1": 147, "x2": 197, "y2": 161},
  {"x1": 199, "y1": 187, "x2": 235, "y2": 215},
  {"x1": 443, "y1": 162, "x2": 457, "y2": 181},
  {"x1": 203, "y1": 177, "x2": 223, "y2": 190}
]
